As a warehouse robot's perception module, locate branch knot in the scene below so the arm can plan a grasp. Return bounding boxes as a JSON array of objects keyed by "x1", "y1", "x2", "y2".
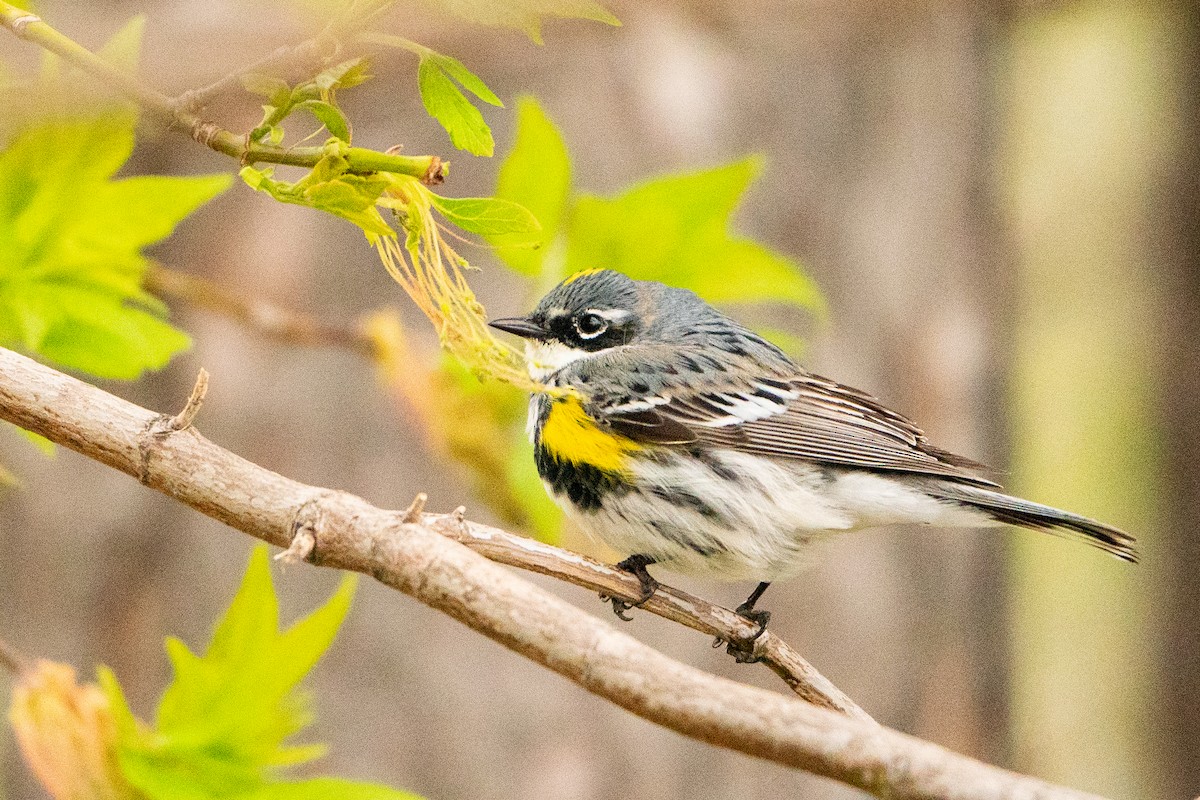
[
  {"x1": 10, "y1": 13, "x2": 40, "y2": 38},
  {"x1": 278, "y1": 494, "x2": 332, "y2": 565},
  {"x1": 137, "y1": 369, "x2": 209, "y2": 483}
]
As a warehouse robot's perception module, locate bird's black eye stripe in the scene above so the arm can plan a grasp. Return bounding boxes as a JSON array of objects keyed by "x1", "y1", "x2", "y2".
[{"x1": 574, "y1": 311, "x2": 609, "y2": 339}]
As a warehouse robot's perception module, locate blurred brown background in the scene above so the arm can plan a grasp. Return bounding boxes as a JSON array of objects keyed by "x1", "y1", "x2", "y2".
[{"x1": 2, "y1": 1, "x2": 1197, "y2": 798}]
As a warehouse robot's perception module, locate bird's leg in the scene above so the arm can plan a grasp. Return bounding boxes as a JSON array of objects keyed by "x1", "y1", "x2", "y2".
[
  {"x1": 719, "y1": 582, "x2": 772, "y2": 664},
  {"x1": 601, "y1": 554, "x2": 659, "y2": 621},
  {"x1": 735, "y1": 581, "x2": 772, "y2": 631}
]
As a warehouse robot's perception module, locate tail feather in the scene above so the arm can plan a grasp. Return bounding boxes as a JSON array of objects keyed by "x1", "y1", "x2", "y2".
[{"x1": 921, "y1": 483, "x2": 1139, "y2": 563}]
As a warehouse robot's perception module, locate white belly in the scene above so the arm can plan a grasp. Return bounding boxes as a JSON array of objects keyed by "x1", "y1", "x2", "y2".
[{"x1": 554, "y1": 449, "x2": 996, "y2": 581}]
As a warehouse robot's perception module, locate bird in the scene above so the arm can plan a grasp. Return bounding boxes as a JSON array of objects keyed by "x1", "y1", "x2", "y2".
[{"x1": 489, "y1": 269, "x2": 1137, "y2": 650}]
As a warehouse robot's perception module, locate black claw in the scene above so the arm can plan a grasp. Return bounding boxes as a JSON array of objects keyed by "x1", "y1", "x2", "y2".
[
  {"x1": 721, "y1": 582, "x2": 773, "y2": 664},
  {"x1": 602, "y1": 554, "x2": 659, "y2": 621},
  {"x1": 611, "y1": 598, "x2": 636, "y2": 621},
  {"x1": 735, "y1": 606, "x2": 772, "y2": 638}
]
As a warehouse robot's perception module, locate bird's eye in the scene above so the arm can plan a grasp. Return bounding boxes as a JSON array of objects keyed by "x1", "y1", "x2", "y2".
[{"x1": 574, "y1": 312, "x2": 609, "y2": 339}]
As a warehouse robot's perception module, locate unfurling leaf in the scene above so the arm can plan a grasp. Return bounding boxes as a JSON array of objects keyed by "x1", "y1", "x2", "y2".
[
  {"x1": 245, "y1": 58, "x2": 369, "y2": 145},
  {"x1": 9, "y1": 661, "x2": 136, "y2": 800},
  {"x1": 240, "y1": 158, "x2": 393, "y2": 239},
  {"x1": 487, "y1": 96, "x2": 572, "y2": 275},
  {"x1": 297, "y1": 100, "x2": 351, "y2": 142}
]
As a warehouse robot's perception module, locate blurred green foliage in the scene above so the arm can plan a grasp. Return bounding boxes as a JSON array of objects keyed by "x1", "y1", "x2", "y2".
[
  {"x1": 0, "y1": 15, "x2": 228, "y2": 380},
  {"x1": 0, "y1": 115, "x2": 228, "y2": 379},
  {"x1": 98, "y1": 546, "x2": 423, "y2": 800},
  {"x1": 420, "y1": 0, "x2": 619, "y2": 44}
]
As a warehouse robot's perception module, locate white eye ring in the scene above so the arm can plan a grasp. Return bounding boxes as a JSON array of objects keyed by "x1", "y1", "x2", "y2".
[{"x1": 574, "y1": 311, "x2": 610, "y2": 339}]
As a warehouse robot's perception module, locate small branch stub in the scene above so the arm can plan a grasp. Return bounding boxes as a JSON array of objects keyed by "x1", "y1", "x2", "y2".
[
  {"x1": 277, "y1": 523, "x2": 316, "y2": 566},
  {"x1": 401, "y1": 493, "x2": 427, "y2": 523},
  {"x1": 165, "y1": 369, "x2": 209, "y2": 432},
  {"x1": 422, "y1": 156, "x2": 446, "y2": 185},
  {"x1": 278, "y1": 498, "x2": 326, "y2": 565}
]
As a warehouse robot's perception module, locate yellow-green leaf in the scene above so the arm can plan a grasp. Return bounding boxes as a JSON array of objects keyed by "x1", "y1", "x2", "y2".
[
  {"x1": 564, "y1": 157, "x2": 823, "y2": 313},
  {"x1": 123, "y1": 545, "x2": 358, "y2": 796},
  {"x1": 487, "y1": 97, "x2": 571, "y2": 276},
  {"x1": 430, "y1": 194, "x2": 540, "y2": 236},
  {"x1": 417, "y1": 54, "x2": 501, "y2": 156},
  {"x1": 424, "y1": 0, "x2": 620, "y2": 44},
  {"x1": 0, "y1": 115, "x2": 228, "y2": 379}
]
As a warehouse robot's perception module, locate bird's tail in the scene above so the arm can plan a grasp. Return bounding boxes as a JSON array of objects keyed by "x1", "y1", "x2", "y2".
[{"x1": 920, "y1": 482, "x2": 1139, "y2": 563}]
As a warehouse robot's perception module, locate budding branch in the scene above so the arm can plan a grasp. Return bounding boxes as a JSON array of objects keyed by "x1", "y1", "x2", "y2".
[{"x1": 0, "y1": 2, "x2": 446, "y2": 184}]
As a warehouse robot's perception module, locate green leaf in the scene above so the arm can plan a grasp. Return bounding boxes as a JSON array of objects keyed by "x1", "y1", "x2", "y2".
[
  {"x1": 240, "y1": 161, "x2": 393, "y2": 240},
  {"x1": 486, "y1": 97, "x2": 572, "y2": 276},
  {"x1": 563, "y1": 157, "x2": 823, "y2": 313},
  {"x1": 17, "y1": 427, "x2": 55, "y2": 455},
  {"x1": 312, "y1": 58, "x2": 373, "y2": 94},
  {"x1": 426, "y1": 53, "x2": 501, "y2": 106},
  {"x1": 0, "y1": 115, "x2": 228, "y2": 379},
  {"x1": 417, "y1": 53, "x2": 501, "y2": 156},
  {"x1": 237, "y1": 778, "x2": 425, "y2": 800},
  {"x1": 110, "y1": 546, "x2": 357, "y2": 798},
  {"x1": 96, "y1": 15, "x2": 147, "y2": 72},
  {"x1": 424, "y1": 0, "x2": 620, "y2": 44},
  {"x1": 297, "y1": 100, "x2": 351, "y2": 142},
  {"x1": 429, "y1": 194, "x2": 540, "y2": 236}
]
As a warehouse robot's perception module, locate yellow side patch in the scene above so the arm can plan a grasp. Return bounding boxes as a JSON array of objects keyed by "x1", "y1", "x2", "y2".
[
  {"x1": 539, "y1": 396, "x2": 640, "y2": 474},
  {"x1": 562, "y1": 268, "x2": 603, "y2": 286}
]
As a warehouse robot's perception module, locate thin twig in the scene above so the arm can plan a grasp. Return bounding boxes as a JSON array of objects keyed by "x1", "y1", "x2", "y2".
[
  {"x1": 0, "y1": 3, "x2": 446, "y2": 183},
  {"x1": 176, "y1": 38, "x2": 337, "y2": 113},
  {"x1": 431, "y1": 514, "x2": 868, "y2": 717},
  {"x1": 0, "y1": 637, "x2": 30, "y2": 676},
  {"x1": 146, "y1": 266, "x2": 378, "y2": 358},
  {"x1": 0, "y1": 345, "x2": 1111, "y2": 800}
]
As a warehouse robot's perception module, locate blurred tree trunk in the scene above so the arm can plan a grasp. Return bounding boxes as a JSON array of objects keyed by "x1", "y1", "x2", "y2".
[
  {"x1": 797, "y1": 3, "x2": 1014, "y2": 764},
  {"x1": 1001, "y1": 2, "x2": 1186, "y2": 796},
  {"x1": 1158, "y1": 2, "x2": 1200, "y2": 796}
]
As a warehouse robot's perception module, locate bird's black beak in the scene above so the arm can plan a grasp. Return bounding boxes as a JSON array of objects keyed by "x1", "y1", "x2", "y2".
[{"x1": 488, "y1": 316, "x2": 551, "y2": 340}]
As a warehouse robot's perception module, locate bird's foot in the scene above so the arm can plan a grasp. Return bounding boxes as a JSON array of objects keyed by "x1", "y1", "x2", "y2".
[
  {"x1": 599, "y1": 554, "x2": 659, "y2": 621},
  {"x1": 714, "y1": 583, "x2": 773, "y2": 663},
  {"x1": 714, "y1": 606, "x2": 771, "y2": 663}
]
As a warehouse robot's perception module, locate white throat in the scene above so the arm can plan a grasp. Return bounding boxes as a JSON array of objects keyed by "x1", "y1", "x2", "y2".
[{"x1": 525, "y1": 339, "x2": 592, "y2": 381}]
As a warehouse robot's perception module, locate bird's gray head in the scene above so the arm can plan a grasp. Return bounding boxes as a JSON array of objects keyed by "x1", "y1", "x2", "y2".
[{"x1": 489, "y1": 269, "x2": 729, "y2": 379}]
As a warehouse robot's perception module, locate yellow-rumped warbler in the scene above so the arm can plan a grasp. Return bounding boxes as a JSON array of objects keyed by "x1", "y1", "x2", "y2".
[{"x1": 490, "y1": 269, "x2": 1137, "y2": 637}]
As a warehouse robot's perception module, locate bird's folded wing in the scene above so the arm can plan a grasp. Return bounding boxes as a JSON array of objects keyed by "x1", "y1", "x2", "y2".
[{"x1": 599, "y1": 372, "x2": 999, "y2": 486}]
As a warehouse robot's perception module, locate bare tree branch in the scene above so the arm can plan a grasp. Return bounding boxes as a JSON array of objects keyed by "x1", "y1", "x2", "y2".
[{"x1": 0, "y1": 346, "x2": 1111, "y2": 800}]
